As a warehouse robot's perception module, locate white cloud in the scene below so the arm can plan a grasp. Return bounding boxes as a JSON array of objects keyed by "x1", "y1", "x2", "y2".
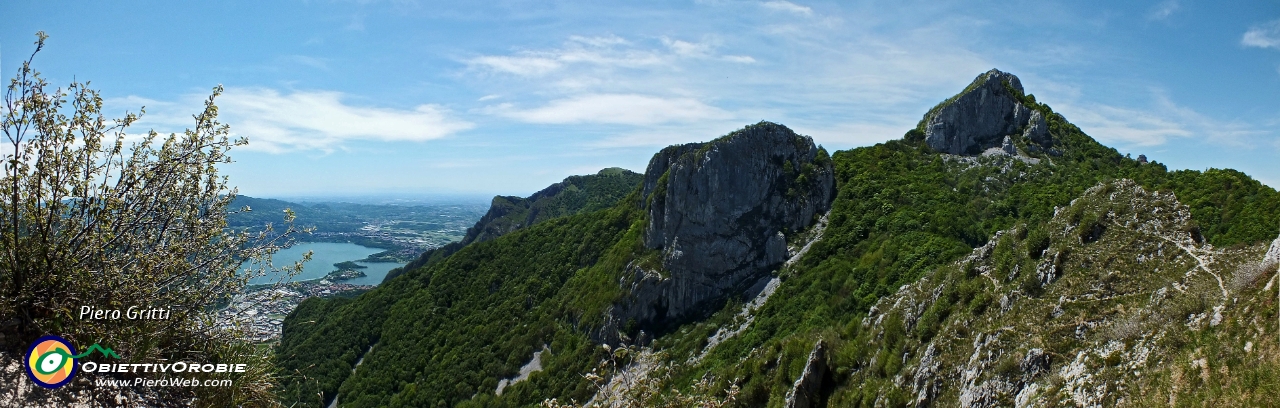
[
  {"x1": 1058, "y1": 104, "x2": 1191, "y2": 146},
  {"x1": 567, "y1": 35, "x2": 629, "y2": 47},
  {"x1": 1147, "y1": 0, "x2": 1179, "y2": 21},
  {"x1": 220, "y1": 88, "x2": 472, "y2": 152},
  {"x1": 760, "y1": 1, "x2": 812, "y2": 16},
  {"x1": 662, "y1": 37, "x2": 714, "y2": 57},
  {"x1": 585, "y1": 119, "x2": 907, "y2": 150},
  {"x1": 460, "y1": 22, "x2": 997, "y2": 150},
  {"x1": 1056, "y1": 91, "x2": 1262, "y2": 148},
  {"x1": 1243, "y1": 20, "x2": 1280, "y2": 49},
  {"x1": 464, "y1": 47, "x2": 663, "y2": 77},
  {"x1": 467, "y1": 55, "x2": 562, "y2": 76},
  {"x1": 280, "y1": 55, "x2": 329, "y2": 70},
  {"x1": 113, "y1": 89, "x2": 472, "y2": 153},
  {"x1": 490, "y1": 94, "x2": 731, "y2": 126},
  {"x1": 465, "y1": 35, "x2": 754, "y2": 78},
  {"x1": 791, "y1": 121, "x2": 915, "y2": 149},
  {"x1": 588, "y1": 122, "x2": 742, "y2": 148}
]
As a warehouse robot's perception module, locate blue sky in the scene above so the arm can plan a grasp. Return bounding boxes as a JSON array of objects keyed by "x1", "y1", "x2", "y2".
[{"x1": 3, "y1": 1, "x2": 1279, "y2": 199}]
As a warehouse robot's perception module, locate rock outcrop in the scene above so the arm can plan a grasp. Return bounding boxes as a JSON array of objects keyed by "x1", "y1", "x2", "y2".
[
  {"x1": 1265, "y1": 233, "x2": 1280, "y2": 270},
  {"x1": 1023, "y1": 110, "x2": 1050, "y2": 146},
  {"x1": 922, "y1": 69, "x2": 1050, "y2": 155},
  {"x1": 606, "y1": 122, "x2": 835, "y2": 338},
  {"x1": 785, "y1": 340, "x2": 828, "y2": 408}
]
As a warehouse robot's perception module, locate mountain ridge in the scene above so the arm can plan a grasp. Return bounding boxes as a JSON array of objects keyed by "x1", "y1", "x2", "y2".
[
  {"x1": 274, "y1": 69, "x2": 1280, "y2": 407},
  {"x1": 383, "y1": 167, "x2": 643, "y2": 282}
]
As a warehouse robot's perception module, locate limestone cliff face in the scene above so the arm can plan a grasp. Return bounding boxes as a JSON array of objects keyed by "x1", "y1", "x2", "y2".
[
  {"x1": 923, "y1": 69, "x2": 1050, "y2": 155},
  {"x1": 607, "y1": 122, "x2": 835, "y2": 339}
]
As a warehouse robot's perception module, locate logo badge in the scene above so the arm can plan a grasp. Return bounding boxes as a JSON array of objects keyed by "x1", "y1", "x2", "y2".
[{"x1": 25, "y1": 335, "x2": 79, "y2": 389}]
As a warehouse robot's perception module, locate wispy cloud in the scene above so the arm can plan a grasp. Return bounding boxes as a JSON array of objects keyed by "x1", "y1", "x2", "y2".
[
  {"x1": 661, "y1": 36, "x2": 756, "y2": 63},
  {"x1": 760, "y1": 1, "x2": 812, "y2": 16},
  {"x1": 1058, "y1": 103, "x2": 1191, "y2": 147},
  {"x1": 345, "y1": 14, "x2": 365, "y2": 31},
  {"x1": 662, "y1": 37, "x2": 714, "y2": 57},
  {"x1": 464, "y1": 35, "x2": 750, "y2": 78},
  {"x1": 486, "y1": 94, "x2": 731, "y2": 126},
  {"x1": 280, "y1": 55, "x2": 329, "y2": 70},
  {"x1": 567, "y1": 34, "x2": 628, "y2": 47},
  {"x1": 467, "y1": 55, "x2": 563, "y2": 76},
  {"x1": 791, "y1": 121, "x2": 918, "y2": 149},
  {"x1": 1147, "y1": 0, "x2": 1179, "y2": 21},
  {"x1": 1057, "y1": 90, "x2": 1263, "y2": 148},
  {"x1": 113, "y1": 89, "x2": 472, "y2": 153},
  {"x1": 462, "y1": 17, "x2": 994, "y2": 148},
  {"x1": 1243, "y1": 19, "x2": 1280, "y2": 49},
  {"x1": 222, "y1": 88, "x2": 472, "y2": 152}
]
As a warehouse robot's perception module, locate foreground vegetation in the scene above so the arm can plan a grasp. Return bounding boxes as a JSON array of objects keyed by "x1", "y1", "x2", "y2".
[{"x1": 0, "y1": 34, "x2": 300, "y2": 406}]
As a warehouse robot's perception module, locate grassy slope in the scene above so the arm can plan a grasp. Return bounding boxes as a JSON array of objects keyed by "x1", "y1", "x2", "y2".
[{"x1": 829, "y1": 180, "x2": 1279, "y2": 406}]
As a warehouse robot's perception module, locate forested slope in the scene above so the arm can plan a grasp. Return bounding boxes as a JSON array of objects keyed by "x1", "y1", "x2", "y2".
[{"x1": 384, "y1": 168, "x2": 643, "y2": 282}]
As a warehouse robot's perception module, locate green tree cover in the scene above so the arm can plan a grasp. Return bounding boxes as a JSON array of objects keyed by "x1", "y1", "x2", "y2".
[
  {"x1": 463, "y1": 168, "x2": 643, "y2": 244},
  {"x1": 228, "y1": 195, "x2": 327, "y2": 230},
  {"x1": 384, "y1": 168, "x2": 642, "y2": 283},
  {"x1": 276, "y1": 200, "x2": 648, "y2": 407},
  {"x1": 0, "y1": 34, "x2": 300, "y2": 406},
  {"x1": 334, "y1": 261, "x2": 368, "y2": 270},
  {"x1": 276, "y1": 79, "x2": 1280, "y2": 406}
]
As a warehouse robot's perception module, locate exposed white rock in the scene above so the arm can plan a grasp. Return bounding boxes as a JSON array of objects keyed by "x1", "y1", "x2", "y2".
[
  {"x1": 495, "y1": 345, "x2": 549, "y2": 396},
  {"x1": 923, "y1": 69, "x2": 1045, "y2": 155},
  {"x1": 1265, "y1": 234, "x2": 1280, "y2": 270},
  {"x1": 784, "y1": 340, "x2": 827, "y2": 408}
]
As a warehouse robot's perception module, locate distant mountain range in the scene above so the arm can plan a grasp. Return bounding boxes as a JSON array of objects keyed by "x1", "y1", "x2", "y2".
[{"x1": 274, "y1": 69, "x2": 1280, "y2": 407}]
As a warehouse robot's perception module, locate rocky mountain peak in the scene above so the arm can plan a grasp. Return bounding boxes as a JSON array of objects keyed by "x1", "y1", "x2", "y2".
[
  {"x1": 605, "y1": 122, "x2": 835, "y2": 340},
  {"x1": 922, "y1": 69, "x2": 1051, "y2": 155}
]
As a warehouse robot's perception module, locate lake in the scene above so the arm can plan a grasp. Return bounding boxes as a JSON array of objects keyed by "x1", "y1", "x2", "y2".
[{"x1": 248, "y1": 242, "x2": 404, "y2": 286}]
